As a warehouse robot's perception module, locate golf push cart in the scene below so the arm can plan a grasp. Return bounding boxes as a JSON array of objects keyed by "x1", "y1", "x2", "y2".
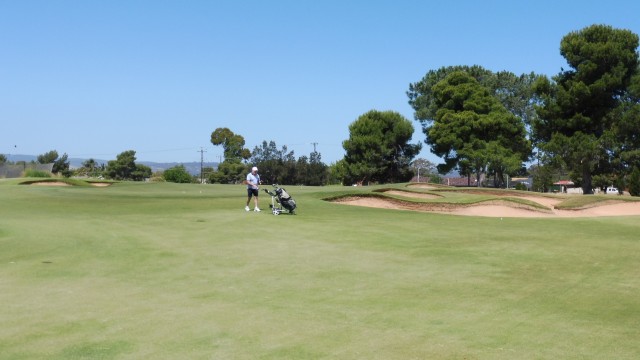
[{"x1": 264, "y1": 184, "x2": 296, "y2": 215}]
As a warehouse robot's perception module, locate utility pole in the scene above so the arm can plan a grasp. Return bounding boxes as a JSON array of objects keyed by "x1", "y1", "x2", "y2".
[
  {"x1": 311, "y1": 142, "x2": 318, "y2": 152},
  {"x1": 198, "y1": 147, "x2": 207, "y2": 184}
]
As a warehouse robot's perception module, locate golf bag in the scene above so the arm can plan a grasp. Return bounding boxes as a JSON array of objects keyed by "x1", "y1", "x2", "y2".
[{"x1": 264, "y1": 184, "x2": 296, "y2": 215}]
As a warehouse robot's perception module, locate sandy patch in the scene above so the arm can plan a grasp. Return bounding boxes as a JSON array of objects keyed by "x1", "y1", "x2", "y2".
[
  {"x1": 451, "y1": 205, "x2": 554, "y2": 217},
  {"x1": 31, "y1": 181, "x2": 71, "y2": 186},
  {"x1": 341, "y1": 197, "x2": 408, "y2": 210},
  {"x1": 519, "y1": 196, "x2": 561, "y2": 208},
  {"x1": 90, "y1": 182, "x2": 112, "y2": 187},
  {"x1": 553, "y1": 202, "x2": 640, "y2": 217},
  {"x1": 333, "y1": 194, "x2": 640, "y2": 218}
]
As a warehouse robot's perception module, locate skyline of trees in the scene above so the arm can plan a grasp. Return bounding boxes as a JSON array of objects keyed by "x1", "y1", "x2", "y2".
[{"x1": 4, "y1": 24, "x2": 638, "y2": 192}]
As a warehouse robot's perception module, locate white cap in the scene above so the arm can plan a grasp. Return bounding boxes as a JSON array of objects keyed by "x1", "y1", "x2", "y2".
[{"x1": 252, "y1": 166, "x2": 258, "y2": 172}]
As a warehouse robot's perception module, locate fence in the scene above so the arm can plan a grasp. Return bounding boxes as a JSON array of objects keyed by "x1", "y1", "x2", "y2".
[{"x1": 0, "y1": 163, "x2": 54, "y2": 178}]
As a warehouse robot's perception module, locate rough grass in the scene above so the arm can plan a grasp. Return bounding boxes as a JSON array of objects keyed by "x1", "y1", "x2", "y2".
[{"x1": 1, "y1": 181, "x2": 639, "y2": 359}]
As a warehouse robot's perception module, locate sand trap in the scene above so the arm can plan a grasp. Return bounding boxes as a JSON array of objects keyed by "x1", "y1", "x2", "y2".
[
  {"x1": 333, "y1": 192, "x2": 640, "y2": 218},
  {"x1": 451, "y1": 204, "x2": 554, "y2": 217},
  {"x1": 31, "y1": 181, "x2": 71, "y2": 186},
  {"x1": 89, "y1": 182, "x2": 112, "y2": 187},
  {"x1": 27, "y1": 181, "x2": 112, "y2": 187}
]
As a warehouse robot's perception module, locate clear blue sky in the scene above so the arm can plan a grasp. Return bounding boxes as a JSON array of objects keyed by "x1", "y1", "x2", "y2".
[{"x1": 2, "y1": 0, "x2": 639, "y2": 165}]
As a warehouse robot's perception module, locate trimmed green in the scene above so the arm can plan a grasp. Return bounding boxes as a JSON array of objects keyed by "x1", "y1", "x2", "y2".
[{"x1": 1, "y1": 181, "x2": 639, "y2": 359}]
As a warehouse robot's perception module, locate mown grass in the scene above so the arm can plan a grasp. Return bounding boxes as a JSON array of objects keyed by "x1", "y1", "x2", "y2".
[{"x1": 1, "y1": 180, "x2": 639, "y2": 359}]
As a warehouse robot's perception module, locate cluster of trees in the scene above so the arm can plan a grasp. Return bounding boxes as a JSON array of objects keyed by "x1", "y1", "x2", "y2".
[
  {"x1": 532, "y1": 25, "x2": 640, "y2": 194},
  {"x1": 0, "y1": 150, "x2": 73, "y2": 177},
  {"x1": 408, "y1": 68, "x2": 534, "y2": 187},
  {"x1": 207, "y1": 24, "x2": 636, "y2": 193},
  {"x1": 1, "y1": 149, "x2": 153, "y2": 181},
  {"x1": 73, "y1": 150, "x2": 152, "y2": 181},
  {"x1": 408, "y1": 24, "x2": 640, "y2": 195},
  {"x1": 84, "y1": 151, "x2": 153, "y2": 180},
  {"x1": 206, "y1": 127, "x2": 330, "y2": 185},
  {"x1": 5, "y1": 24, "x2": 638, "y2": 195},
  {"x1": 102, "y1": 150, "x2": 152, "y2": 181},
  {"x1": 337, "y1": 110, "x2": 421, "y2": 185}
]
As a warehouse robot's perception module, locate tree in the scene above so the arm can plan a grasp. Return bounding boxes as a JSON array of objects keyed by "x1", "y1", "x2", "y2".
[
  {"x1": 408, "y1": 65, "x2": 539, "y2": 129},
  {"x1": 424, "y1": 71, "x2": 531, "y2": 185},
  {"x1": 53, "y1": 153, "x2": 71, "y2": 177},
  {"x1": 341, "y1": 110, "x2": 421, "y2": 184},
  {"x1": 76, "y1": 158, "x2": 103, "y2": 178},
  {"x1": 37, "y1": 150, "x2": 58, "y2": 164},
  {"x1": 529, "y1": 163, "x2": 553, "y2": 193},
  {"x1": 292, "y1": 151, "x2": 328, "y2": 186},
  {"x1": 210, "y1": 128, "x2": 251, "y2": 163},
  {"x1": 628, "y1": 167, "x2": 640, "y2": 196},
  {"x1": 163, "y1": 165, "x2": 193, "y2": 183},
  {"x1": 210, "y1": 128, "x2": 251, "y2": 183},
  {"x1": 305, "y1": 150, "x2": 328, "y2": 186},
  {"x1": 608, "y1": 71, "x2": 640, "y2": 176},
  {"x1": 485, "y1": 141, "x2": 524, "y2": 187},
  {"x1": 131, "y1": 163, "x2": 152, "y2": 181},
  {"x1": 532, "y1": 24, "x2": 640, "y2": 194},
  {"x1": 35, "y1": 150, "x2": 70, "y2": 176},
  {"x1": 250, "y1": 140, "x2": 296, "y2": 184},
  {"x1": 105, "y1": 150, "x2": 147, "y2": 180},
  {"x1": 411, "y1": 158, "x2": 438, "y2": 183},
  {"x1": 208, "y1": 162, "x2": 246, "y2": 184}
]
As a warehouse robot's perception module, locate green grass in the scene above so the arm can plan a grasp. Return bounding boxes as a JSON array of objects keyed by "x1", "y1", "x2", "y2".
[{"x1": 1, "y1": 180, "x2": 639, "y2": 359}]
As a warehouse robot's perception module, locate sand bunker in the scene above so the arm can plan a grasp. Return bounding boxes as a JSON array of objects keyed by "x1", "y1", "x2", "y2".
[
  {"x1": 31, "y1": 181, "x2": 71, "y2": 186},
  {"x1": 89, "y1": 182, "x2": 112, "y2": 187},
  {"x1": 27, "y1": 181, "x2": 112, "y2": 187},
  {"x1": 334, "y1": 191, "x2": 640, "y2": 218}
]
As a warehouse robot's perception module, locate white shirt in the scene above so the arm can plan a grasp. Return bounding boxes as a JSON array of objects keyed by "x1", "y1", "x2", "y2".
[{"x1": 246, "y1": 172, "x2": 260, "y2": 189}]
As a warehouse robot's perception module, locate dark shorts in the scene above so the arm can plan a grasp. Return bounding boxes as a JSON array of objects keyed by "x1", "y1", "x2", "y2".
[{"x1": 247, "y1": 188, "x2": 259, "y2": 197}]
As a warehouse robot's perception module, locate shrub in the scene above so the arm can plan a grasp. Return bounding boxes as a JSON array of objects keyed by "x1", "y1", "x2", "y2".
[
  {"x1": 163, "y1": 165, "x2": 193, "y2": 183},
  {"x1": 24, "y1": 169, "x2": 51, "y2": 178}
]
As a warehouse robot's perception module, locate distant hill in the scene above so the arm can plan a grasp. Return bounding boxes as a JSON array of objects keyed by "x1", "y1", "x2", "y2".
[{"x1": 7, "y1": 154, "x2": 217, "y2": 176}]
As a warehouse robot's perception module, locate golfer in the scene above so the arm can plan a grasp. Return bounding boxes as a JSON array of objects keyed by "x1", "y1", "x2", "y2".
[{"x1": 245, "y1": 166, "x2": 261, "y2": 212}]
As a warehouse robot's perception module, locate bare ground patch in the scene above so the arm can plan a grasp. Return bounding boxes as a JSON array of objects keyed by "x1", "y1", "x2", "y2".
[
  {"x1": 30, "y1": 181, "x2": 71, "y2": 186},
  {"x1": 89, "y1": 182, "x2": 112, "y2": 187},
  {"x1": 332, "y1": 192, "x2": 640, "y2": 218}
]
